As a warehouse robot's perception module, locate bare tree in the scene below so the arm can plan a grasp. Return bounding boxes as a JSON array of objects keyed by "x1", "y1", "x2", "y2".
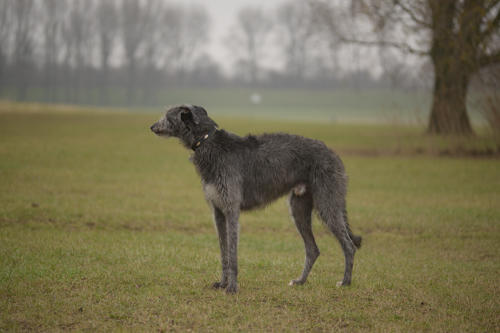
[
  {"x1": 0, "y1": 0, "x2": 218, "y2": 105},
  {"x1": 227, "y1": 6, "x2": 272, "y2": 84},
  {"x1": 61, "y1": 0, "x2": 96, "y2": 103},
  {"x1": 120, "y1": 0, "x2": 148, "y2": 104},
  {"x1": 140, "y1": 0, "x2": 164, "y2": 103},
  {"x1": 317, "y1": 0, "x2": 500, "y2": 135},
  {"x1": 60, "y1": 3, "x2": 75, "y2": 103},
  {"x1": 12, "y1": 0, "x2": 37, "y2": 101},
  {"x1": 277, "y1": 0, "x2": 315, "y2": 80},
  {"x1": 162, "y1": 4, "x2": 211, "y2": 83},
  {"x1": 97, "y1": 0, "x2": 119, "y2": 104},
  {"x1": 41, "y1": 0, "x2": 66, "y2": 102},
  {"x1": 0, "y1": 0, "x2": 12, "y2": 95}
]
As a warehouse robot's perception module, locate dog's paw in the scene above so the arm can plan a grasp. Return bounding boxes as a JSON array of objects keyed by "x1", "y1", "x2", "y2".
[
  {"x1": 336, "y1": 280, "x2": 351, "y2": 288},
  {"x1": 211, "y1": 281, "x2": 227, "y2": 289},
  {"x1": 225, "y1": 283, "x2": 238, "y2": 294},
  {"x1": 288, "y1": 279, "x2": 305, "y2": 286}
]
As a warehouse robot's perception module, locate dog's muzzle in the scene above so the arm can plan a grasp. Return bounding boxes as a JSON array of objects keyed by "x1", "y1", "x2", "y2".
[{"x1": 150, "y1": 122, "x2": 161, "y2": 135}]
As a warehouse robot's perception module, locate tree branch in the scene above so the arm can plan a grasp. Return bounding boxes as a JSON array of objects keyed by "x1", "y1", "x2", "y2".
[
  {"x1": 485, "y1": 0, "x2": 500, "y2": 12},
  {"x1": 480, "y1": 6, "x2": 500, "y2": 41},
  {"x1": 393, "y1": 0, "x2": 431, "y2": 28},
  {"x1": 339, "y1": 37, "x2": 429, "y2": 56},
  {"x1": 478, "y1": 50, "x2": 500, "y2": 67}
]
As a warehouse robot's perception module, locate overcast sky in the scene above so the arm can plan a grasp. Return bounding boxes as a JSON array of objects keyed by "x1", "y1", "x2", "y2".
[
  {"x1": 176, "y1": 0, "x2": 409, "y2": 78},
  {"x1": 185, "y1": 0, "x2": 283, "y2": 74}
]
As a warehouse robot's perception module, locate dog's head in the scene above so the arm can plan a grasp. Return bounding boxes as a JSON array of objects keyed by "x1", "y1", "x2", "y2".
[{"x1": 150, "y1": 105, "x2": 218, "y2": 149}]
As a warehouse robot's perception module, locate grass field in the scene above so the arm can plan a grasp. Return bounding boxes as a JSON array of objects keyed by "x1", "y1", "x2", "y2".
[
  {"x1": 3, "y1": 87, "x2": 431, "y2": 122},
  {"x1": 6, "y1": 86, "x2": 489, "y2": 126},
  {"x1": 7, "y1": 87, "x2": 487, "y2": 125},
  {"x1": 0, "y1": 102, "x2": 499, "y2": 331}
]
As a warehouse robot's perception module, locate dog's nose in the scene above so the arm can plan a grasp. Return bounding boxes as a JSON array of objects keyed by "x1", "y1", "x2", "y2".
[{"x1": 150, "y1": 124, "x2": 156, "y2": 132}]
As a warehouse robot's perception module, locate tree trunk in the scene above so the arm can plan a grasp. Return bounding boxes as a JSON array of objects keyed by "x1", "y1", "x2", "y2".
[
  {"x1": 126, "y1": 59, "x2": 135, "y2": 105},
  {"x1": 426, "y1": 0, "x2": 475, "y2": 136},
  {"x1": 99, "y1": 66, "x2": 109, "y2": 105},
  {"x1": 16, "y1": 63, "x2": 28, "y2": 101},
  {"x1": 427, "y1": 57, "x2": 474, "y2": 135}
]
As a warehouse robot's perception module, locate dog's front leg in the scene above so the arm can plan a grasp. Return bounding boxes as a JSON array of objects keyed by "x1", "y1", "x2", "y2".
[
  {"x1": 212, "y1": 206, "x2": 228, "y2": 289},
  {"x1": 224, "y1": 208, "x2": 240, "y2": 294}
]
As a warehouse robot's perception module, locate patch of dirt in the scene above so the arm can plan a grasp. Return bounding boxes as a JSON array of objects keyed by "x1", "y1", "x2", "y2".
[
  {"x1": 436, "y1": 146, "x2": 500, "y2": 158},
  {"x1": 339, "y1": 145, "x2": 500, "y2": 159}
]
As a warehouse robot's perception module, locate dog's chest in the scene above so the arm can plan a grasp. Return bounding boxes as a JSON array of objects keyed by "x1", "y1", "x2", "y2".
[{"x1": 202, "y1": 182, "x2": 224, "y2": 208}]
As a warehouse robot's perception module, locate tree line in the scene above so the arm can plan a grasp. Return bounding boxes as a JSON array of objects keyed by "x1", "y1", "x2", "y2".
[
  {"x1": 0, "y1": 0, "x2": 216, "y2": 105},
  {"x1": 0, "y1": 0, "x2": 423, "y2": 107},
  {"x1": 1, "y1": 0, "x2": 498, "y2": 135}
]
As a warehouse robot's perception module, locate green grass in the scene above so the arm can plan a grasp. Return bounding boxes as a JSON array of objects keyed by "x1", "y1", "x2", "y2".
[{"x1": 0, "y1": 103, "x2": 499, "y2": 331}]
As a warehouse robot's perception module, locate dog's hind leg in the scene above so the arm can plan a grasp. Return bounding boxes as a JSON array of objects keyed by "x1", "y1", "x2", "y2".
[
  {"x1": 212, "y1": 206, "x2": 228, "y2": 289},
  {"x1": 288, "y1": 189, "x2": 320, "y2": 286},
  {"x1": 313, "y1": 187, "x2": 357, "y2": 286},
  {"x1": 319, "y1": 206, "x2": 357, "y2": 287},
  {"x1": 332, "y1": 215, "x2": 356, "y2": 287}
]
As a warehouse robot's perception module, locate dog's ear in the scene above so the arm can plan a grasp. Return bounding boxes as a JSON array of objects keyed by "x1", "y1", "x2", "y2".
[
  {"x1": 180, "y1": 106, "x2": 200, "y2": 125},
  {"x1": 195, "y1": 106, "x2": 208, "y2": 117},
  {"x1": 195, "y1": 106, "x2": 218, "y2": 128}
]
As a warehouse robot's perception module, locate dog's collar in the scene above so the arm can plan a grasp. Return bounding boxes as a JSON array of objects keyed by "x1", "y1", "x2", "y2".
[{"x1": 191, "y1": 126, "x2": 219, "y2": 151}]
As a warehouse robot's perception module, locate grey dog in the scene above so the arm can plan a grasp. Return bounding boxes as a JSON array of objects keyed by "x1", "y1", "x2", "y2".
[{"x1": 150, "y1": 105, "x2": 362, "y2": 293}]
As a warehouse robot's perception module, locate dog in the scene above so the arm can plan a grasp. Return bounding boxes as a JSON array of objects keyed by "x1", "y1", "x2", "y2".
[{"x1": 150, "y1": 104, "x2": 361, "y2": 293}]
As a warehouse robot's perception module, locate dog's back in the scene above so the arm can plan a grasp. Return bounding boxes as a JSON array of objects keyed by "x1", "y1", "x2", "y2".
[{"x1": 204, "y1": 131, "x2": 345, "y2": 211}]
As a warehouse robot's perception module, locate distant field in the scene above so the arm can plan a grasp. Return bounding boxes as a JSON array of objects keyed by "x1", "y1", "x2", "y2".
[
  {"x1": 0, "y1": 87, "x2": 449, "y2": 123},
  {"x1": 144, "y1": 88, "x2": 434, "y2": 124},
  {"x1": 0, "y1": 103, "x2": 498, "y2": 331},
  {"x1": 6, "y1": 87, "x2": 487, "y2": 125}
]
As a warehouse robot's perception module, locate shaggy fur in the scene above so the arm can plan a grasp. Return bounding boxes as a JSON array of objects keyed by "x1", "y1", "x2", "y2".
[{"x1": 151, "y1": 105, "x2": 362, "y2": 293}]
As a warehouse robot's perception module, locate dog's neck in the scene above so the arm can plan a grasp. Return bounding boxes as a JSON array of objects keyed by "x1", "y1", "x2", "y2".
[{"x1": 191, "y1": 126, "x2": 219, "y2": 151}]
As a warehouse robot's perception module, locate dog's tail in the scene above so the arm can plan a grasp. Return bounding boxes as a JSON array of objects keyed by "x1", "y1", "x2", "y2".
[{"x1": 344, "y1": 209, "x2": 362, "y2": 249}]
